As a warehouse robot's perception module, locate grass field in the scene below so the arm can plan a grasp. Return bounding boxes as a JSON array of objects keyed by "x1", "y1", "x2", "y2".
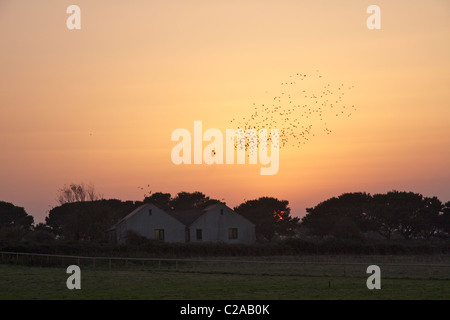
[{"x1": 1, "y1": 256, "x2": 449, "y2": 300}]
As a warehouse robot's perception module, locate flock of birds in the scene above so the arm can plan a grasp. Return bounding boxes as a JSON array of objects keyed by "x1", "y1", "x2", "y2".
[{"x1": 229, "y1": 70, "x2": 357, "y2": 151}]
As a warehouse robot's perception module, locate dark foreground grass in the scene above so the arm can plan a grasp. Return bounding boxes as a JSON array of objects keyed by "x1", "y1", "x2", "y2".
[{"x1": 0, "y1": 264, "x2": 448, "y2": 300}]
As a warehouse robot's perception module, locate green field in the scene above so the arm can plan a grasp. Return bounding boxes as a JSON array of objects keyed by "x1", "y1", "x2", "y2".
[{"x1": 0, "y1": 261, "x2": 449, "y2": 300}]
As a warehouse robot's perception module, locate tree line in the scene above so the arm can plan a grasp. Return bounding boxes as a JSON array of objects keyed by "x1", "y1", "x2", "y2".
[
  {"x1": 302, "y1": 191, "x2": 450, "y2": 240},
  {"x1": 0, "y1": 184, "x2": 449, "y2": 243}
]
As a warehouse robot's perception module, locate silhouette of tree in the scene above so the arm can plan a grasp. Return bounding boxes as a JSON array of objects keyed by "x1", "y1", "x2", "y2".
[
  {"x1": 369, "y1": 191, "x2": 427, "y2": 239},
  {"x1": 169, "y1": 191, "x2": 220, "y2": 211},
  {"x1": 0, "y1": 201, "x2": 34, "y2": 241},
  {"x1": 390, "y1": 191, "x2": 424, "y2": 239},
  {"x1": 26, "y1": 222, "x2": 55, "y2": 242},
  {"x1": 332, "y1": 216, "x2": 364, "y2": 240},
  {"x1": 0, "y1": 201, "x2": 34, "y2": 230},
  {"x1": 301, "y1": 192, "x2": 372, "y2": 238},
  {"x1": 234, "y1": 197, "x2": 299, "y2": 241},
  {"x1": 302, "y1": 190, "x2": 448, "y2": 240},
  {"x1": 369, "y1": 193, "x2": 399, "y2": 239},
  {"x1": 33, "y1": 222, "x2": 53, "y2": 233},
  {"x1": 417, "y1": 196, "x2": 443, "y2": 239},
  {"x1": 143, "y1": 192, "x2": 172, "y2": 211},
  {"x1": 57, "y1": 183, "x2": 103, "y2": 205},
  {"x1": 46, "y1": 199, "x2": 137, "y2": 240},
  {"x1": 440, "y1": 201, "x2": 450, "y2": 237}
]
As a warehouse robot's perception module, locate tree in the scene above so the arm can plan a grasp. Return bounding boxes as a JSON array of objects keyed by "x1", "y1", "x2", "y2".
[
  {"x1": 369, "y1": 193, "x2": 399, "y2": 240},
  {"x1": 0, "y1": 201, "x2": 34, "y2": 241},
  {"x1": 369, "y1": 191, "x2": 424, "y2": 240},
  {"x1": 25, "y1": 222, "x2": 55, "y2": 242},
  {"x1": 169, "y1": 191, "x2": 220, "y2": 211},
  {"x1": 332, "y1": 216, "x2": 364, "y2": 240},
  {"x1": 392, "y1": 191, "x2": 423, "y2": 239},
  {"x1": 363, "y1": 191, "x2": 443, "y2": 240},
  {"x1": 46, "y1": 199, "x2": 138, "y2": 240},
  {"x1": 301, "y1": 192, "x2": 372, "y2": 238},
  {"x1": 143, "y1": 192, "x2": 172, "y2": 211},
  {"x1": 416, "y1": 196, "x2": 443, "y2": 239},
  {"x1": 0, "y1": 201, "x2": 34, "y2": 230},
  {"x1": 57, "y1": 183, "x2": 103, "y2": 205},
  {"x1": 234, "y1": 197, "x2": 299, "y2": 241},
  {"x1": 440, "y1": 201, "x2": 450, "y2": 237},
  {"x1": 34, "y1": 222, "x2": 53, "y2": 233},
  {"x1": 300, "y1": 191, "x2": 447, "y2": 240}
]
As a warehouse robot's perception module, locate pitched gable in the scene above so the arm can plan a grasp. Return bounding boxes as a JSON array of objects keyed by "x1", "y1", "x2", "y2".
[{"x1": 168, "y1": 209, "x2": 205, "y2": 226}]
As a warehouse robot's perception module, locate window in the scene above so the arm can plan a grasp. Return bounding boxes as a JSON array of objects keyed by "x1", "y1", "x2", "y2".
[
  {"x1": 220, "y1": 209, "x2": 224, "y2": 215},
  {"x1": 154, "y1": 229, "x2": 164, "y2": 240},
  {"x1": 228, "y1": 228, "x2": 238, "y2": 240},
  {"x1": 149, "y1": 209, "x2": 152, "y2": 215},
  {"x1": 196, "y1": 229, "x2": 202, "y2": 241}
]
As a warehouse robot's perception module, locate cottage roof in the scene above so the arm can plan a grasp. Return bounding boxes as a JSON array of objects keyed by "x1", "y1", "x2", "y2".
[
  {"x1": 168, "y1": 209, "x2": 205, "y2": 226},
  {"x1": 108, "y1": 202, "x2": 235, "y2": 231},
  {"x1": 106, "y1": 204, "x2": 148, "y2": 231}
]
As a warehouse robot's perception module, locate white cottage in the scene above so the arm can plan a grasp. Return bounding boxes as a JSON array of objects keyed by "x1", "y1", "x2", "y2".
[{"x1": 107, "y1": 203, "x2": 255, "y2": 244}]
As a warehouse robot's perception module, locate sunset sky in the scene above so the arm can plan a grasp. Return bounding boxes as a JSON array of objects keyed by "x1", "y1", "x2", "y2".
[{"x1": 1, "y1": 0, "x2": 449, "y2": 223}]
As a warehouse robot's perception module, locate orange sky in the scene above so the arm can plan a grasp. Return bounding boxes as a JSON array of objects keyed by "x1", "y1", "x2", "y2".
[{"x1": 1, "y1": 0, "x2": 449, "y2": 223}]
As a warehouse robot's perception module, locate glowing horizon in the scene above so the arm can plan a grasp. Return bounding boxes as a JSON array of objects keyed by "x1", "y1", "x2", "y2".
[{"x1": 1, "y1": 0, "x2": 449, "y2": 223}]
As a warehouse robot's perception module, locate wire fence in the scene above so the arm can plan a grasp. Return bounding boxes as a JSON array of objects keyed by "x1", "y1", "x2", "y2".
[{"x1": 1, "y1": 251, "x2": 449, "y2": 280}]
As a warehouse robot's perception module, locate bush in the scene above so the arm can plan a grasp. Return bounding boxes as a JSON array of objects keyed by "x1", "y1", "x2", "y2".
[
  {"x1": 0, "y1": 226, "x2": 30, "y2": 241},
  {"x1": 332, "y1": 217, "x2": 364, "y2": 240},
  {"x1": 24, "y1": 230, "x2": 55, "y2": 243},
  {"x1": 0, "y1": 237, "x2": 448, "y2": 258},
  {"x1": 125, "y1": 230, "x2": 148, "y2": 246}
]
